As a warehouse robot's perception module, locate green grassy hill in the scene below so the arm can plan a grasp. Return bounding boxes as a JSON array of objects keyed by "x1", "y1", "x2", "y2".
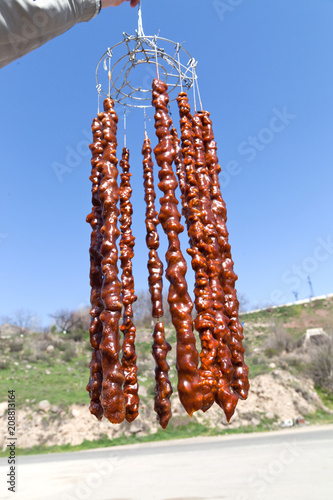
[{"x1": 0, "y1": 295, "x2": 332, "y2": 455}]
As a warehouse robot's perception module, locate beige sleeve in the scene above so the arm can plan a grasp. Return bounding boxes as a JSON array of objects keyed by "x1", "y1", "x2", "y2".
[{"x1": 0, "y1": 0, "x2": 100, "y2": 68}]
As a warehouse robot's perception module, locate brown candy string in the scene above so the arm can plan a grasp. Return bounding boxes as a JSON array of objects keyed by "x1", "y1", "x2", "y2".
[
  {"x1": 119, "y1": 147, "x2": 139, "y2": 423},
  {"x1": 199, "y1": 111, "x2": 250, "y2": 401},
  {"x1": 177, "y1": 92, "x2": 219, "y2": 413},
  {"x1": 98, "y1": 98, "x2": 126, "y2": 424},
  {"x1": 152, "y1": 79, "x2": 202, "y2": 417},
  {"x1": 192, "y1": 111, "x2": 238, "y2": 420},
  {"x1": 86, "y1": 88, "x2": 249, "y2": 426},
  {"x1": 86, "y1": 116, "x2": 104, "y2": 420},
  {"x1": 170, "y1": 127, "x2": 187, "y2": 219},
  {"x1": 142, "y1": 133, "x2": 173, "y2": 428},
  {"x1": 142, "y1": 134, "x2": 164, "y2": 319}
]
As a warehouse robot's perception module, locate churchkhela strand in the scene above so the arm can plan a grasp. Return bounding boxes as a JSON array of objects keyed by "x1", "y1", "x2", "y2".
[
  {"x1": 199, "y1": 111, "x2": 250, "y2": 401},
  {"x1": 86, "y1": 116, "x2": 104, "y2": 420},
  {"x1": 142, "y1": 132, "x2": 173, "y2": 429},
  {"x1": 192, "y1": 111, "x2": 238, "y2": 420},
  {"x1": 170, "y1": 127, "x2": 187, "y2": 219},
  {"x1": 177, "y1": 92, "x2": 218, "y2": 413},
  {"x1": 152, "y1": 79, "x2": 203, "y2": 417},
  {"x1": 98, "y1": 98, "x2": 126, "y2": 424},
  {"x1": 119, "y1": 147, "x2": 139, "y2": 423},
  {"x1": 86, "y1": 86, "x2": 249, "y2": 427}
]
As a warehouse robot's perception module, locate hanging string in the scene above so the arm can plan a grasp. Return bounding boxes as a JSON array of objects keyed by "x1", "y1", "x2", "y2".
[
  {"x1": 194, "y1": 70, "x2": 203, "y2": 112},
  {"x1": 124, "y1": 106, "x2": 127, "y2": 148},
  {"x1": 176, "y1": 43, "x2": 183, "y2": 93},
  {"x1": 96, "y1": 84, "x2": 102, "y2": 114},
  {"x1": 108, "y1": 56, "x2": 111, "y2": 97},
  {"x1": 137, "y1": 2, "x2": 145, "y2": 37},
  {"x1": 154, "y1": 36, "x2": 160, "y2": 80},
  {"x1": 193, "y1": 76, "x2": 197, "y2": 113},
  {"x1": 144, "y1": 107, "x2": 147, "y2": 134}
]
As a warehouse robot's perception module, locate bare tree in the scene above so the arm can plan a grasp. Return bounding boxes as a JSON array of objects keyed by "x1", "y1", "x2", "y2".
[
  {"x1": 238, "y1": 293, "x2": 249, "y2": 313},
  {"x1": 264, "y1": 321, "x2": 294, "y2": 357},
  {"x1": 11, "y1": 309, "x2": 40, "y2": 334},
  {"x1": 133, "y1": 290, "x2": 172, "y2": 328},
  {"x1": 0, "y1": 314, "x2": 12, "y2": 325},
  {"x1": 72, "y1": 307, "x2": 91, "y2": 331},
  {"x1": 309, "y1": 333, "x2": 333, "y2": 393},
  {"x1": 133, "y1": 290, "x2": 153, "y2": 328},
  {"x1": 50, "y1": 309, "x2": 82, "y2": 333}
]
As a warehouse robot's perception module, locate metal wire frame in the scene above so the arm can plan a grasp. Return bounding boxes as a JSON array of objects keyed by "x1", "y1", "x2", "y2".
[{"x1": 95, "y1": 33, "x2": 198, "y2": 109}]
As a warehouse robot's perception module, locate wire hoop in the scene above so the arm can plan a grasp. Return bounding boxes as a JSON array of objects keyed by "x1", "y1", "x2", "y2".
[{"x1": 96, "y1": 33, "x2": 197, "y2": 109}]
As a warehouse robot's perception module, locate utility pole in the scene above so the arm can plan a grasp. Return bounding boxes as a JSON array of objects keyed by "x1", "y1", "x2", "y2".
[{"x1": 307, "y1": 276, "x2": 314, "y2": 301}]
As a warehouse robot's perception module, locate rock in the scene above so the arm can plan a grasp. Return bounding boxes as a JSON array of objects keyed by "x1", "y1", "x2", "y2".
[
  {"x1": 14, "y1": 362, "x2": 19, "y2": 366},
  {"x1": 0, "y1": 323, "x2": 21, "y2": 338},
  {"x1": 295, "y1": 400, "x2": 312, "y2": 416},
  {"x1": 138, "y1": 385, "x2": 148, "y2": 397},
  {"x1": 71, "y1": 408, "x2": 81, "y2": 418},
  {"x1": 251, "y1": 417, "x2": 261, "y2": 427},
  {"x1": 129, "y1": 420, "x2": 144, "y2": 434},
  {"x1": 46, "y1": 345, "x2": 54, "y2": 354},
  {"x1": 269, "y1": 362, "x2": 276, "y2": 369},
  {"x1": 38, "y1": 400, "x2": 51, "y2": 412},
  {"x1": 266, "y1": 412, "x2": 275, "y2": 420},
  {"x1": 51, "y1": 406, "x2": 59, "y2": 413},
  {"x1": 45, "y1": 370, "x2": 51, "y2": 375},
  {"x1": 0, "y1": 402, "x2": 8, "y2": 417},
  {"x1": 26, "y1": 365, "x2": 32, "y2": 370}
]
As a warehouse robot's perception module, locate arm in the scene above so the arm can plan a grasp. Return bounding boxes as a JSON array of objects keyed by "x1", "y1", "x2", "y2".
[
  {"x1": 102, "y1": 1, "x2": 140, "y2": 6},
  {"x1": 0, "y1": 0, "x2": 139, "y2": 69}
]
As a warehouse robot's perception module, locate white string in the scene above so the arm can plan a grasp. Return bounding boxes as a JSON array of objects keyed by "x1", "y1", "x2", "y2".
[
  {"x1": 194, "y1": 70, "x2": 203, "y2": 111},
  {"x1": 124, "y1": 107, "x2": 127, "y2": 148},
  {"x1": 138, "y1": 2, "x2": 145, "y2": 37},
  {"x1": 144, "y1": 107, "x2": 147, "y2": 132},
  {"x1": 176, "y1": 44, "x2": 183, "y2": 93},
  {"x1": 108, "y1": 56, "x2": 111, "y2": 97},
  {"x1": 193, "y1": 76, "x2": 197, "y2": 113},
  {"x1": 154, "y1": 40, "x2": 160, "y2": 80},
  {"x1": 96, "y1": 84, "x2": 102, "y2": 114}
]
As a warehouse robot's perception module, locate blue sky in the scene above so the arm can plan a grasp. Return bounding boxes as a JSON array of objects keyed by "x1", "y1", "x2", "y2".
[{"x1": 1, "y1": 0, "x2": 333, "y2": 326}]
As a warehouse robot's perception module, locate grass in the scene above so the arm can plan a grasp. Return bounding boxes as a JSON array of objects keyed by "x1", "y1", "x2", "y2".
[
  {"x1": 305, "y1": 409, "x2": 333, "y2": 425},
  {"x1": 0, "y1": 354, "x2": 90, "y2": 407},
  {"x1": 1, "y1": 296, "x2": 332, "y2": 456},
  {"x1": 315, "y1": 387, "x2": 333, "y2": 410}
]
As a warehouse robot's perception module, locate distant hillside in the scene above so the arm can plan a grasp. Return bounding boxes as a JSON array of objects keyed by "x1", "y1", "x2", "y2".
[
  {"x1": 241, "y1": 294, "x2": 333, "y2": 347},
  {"x1": 0, "y1": 295, "x2": 332, "y2": 455}
]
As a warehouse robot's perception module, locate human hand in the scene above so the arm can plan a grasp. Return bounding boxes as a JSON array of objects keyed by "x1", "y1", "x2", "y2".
[{"x1": 101, "y1": 0, "x2": 140, "y2": 8}]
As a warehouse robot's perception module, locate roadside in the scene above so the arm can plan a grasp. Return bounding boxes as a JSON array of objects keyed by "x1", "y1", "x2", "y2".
[{"x1": 1, "y1": 425, "x2": 332, "y2": 500}]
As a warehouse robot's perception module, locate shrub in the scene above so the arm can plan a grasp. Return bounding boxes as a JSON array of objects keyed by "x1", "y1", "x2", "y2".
[
  {"x1": 0, "y1": 359, "x2": 8, "y2": 370},
  {"x1": 264, "y1": 322, "x2": 294, "y2": 357},
  {"x1": 36, "y1": 352, "x2": 48, "y2": 362},
  {"x1": 68, "y1": 330, "x2": 86, "y2": 342},
  {"x1": 309, "y1": 333, "x2": 333, "y2": 393},
  {"x1": 62, "y1": 344, "x2": 77, "y2": 362},
  {"x1": 9, "y1": 339, "x2": 24, "y2": 353},
  {"x1": 264, "y1": 347, "x2": 280, "y2": 358}
]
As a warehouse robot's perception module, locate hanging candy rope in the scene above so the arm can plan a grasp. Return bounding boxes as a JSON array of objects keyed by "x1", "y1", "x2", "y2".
[{"x1": 86, "y1": 4, "x2": 249, "y2": 429}]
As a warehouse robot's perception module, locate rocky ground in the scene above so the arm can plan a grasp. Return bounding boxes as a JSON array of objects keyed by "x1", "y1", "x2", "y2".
[
  {"x1": 0, "y1": 296, "x2": 332, "y2": 452},
  {"x1": 0, "y1": 369, "x2": 328, "y2": 451}
]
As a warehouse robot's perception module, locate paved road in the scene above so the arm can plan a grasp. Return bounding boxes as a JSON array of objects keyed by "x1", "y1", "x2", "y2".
[{"x1": 1, "y1": 426, "x2": 333, "y2": 500}]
